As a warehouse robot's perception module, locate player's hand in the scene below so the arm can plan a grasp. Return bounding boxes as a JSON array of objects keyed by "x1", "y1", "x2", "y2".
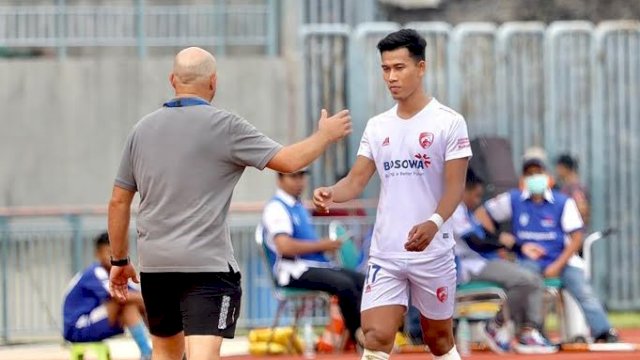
[
  {"x1": 317, "y1": 109, "x2": 352, "y2": 142},
  {"x1": 320, "y1": 239, "x2": 342, "y2": 252},
  {"x1": 498, "y1": 232, "x2": 517, "y2": 248},
  {"x1": 109, "y1": 263, "x2": 139, "y2": 303},
  {"x1": 521, "y1": 243, "x2": 546, "y2": 260},
  {"x1": 405, "y1": 220, "x2": 439, "y2": 252},
  {"x1": 544, "y1": 260, "x2": 564, "y2": 278},
  {"x1": 313, "y1": 186, "x2": 333, "y2": 213}
]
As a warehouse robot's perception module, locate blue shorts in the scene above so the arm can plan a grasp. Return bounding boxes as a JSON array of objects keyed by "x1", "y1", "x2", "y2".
[{"x1": 64, "y1": 304, "x2": 124, "y2": 342}]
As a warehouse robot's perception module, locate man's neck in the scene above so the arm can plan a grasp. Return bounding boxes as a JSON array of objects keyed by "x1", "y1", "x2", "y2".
[
  {"x1": 531, "y1": 194, "x2": 544, "y2": 203},
  {"x1": 174, "y1": 92, "x2": 209, "y2": 100},
  {"x1": 396, "y1": 90, "x2": 430, "y2": 119}
]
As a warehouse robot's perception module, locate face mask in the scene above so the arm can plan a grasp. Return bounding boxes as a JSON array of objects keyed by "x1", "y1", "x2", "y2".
[{"x1": 525, "y1": 174, "x2": 549, "y2": 195}]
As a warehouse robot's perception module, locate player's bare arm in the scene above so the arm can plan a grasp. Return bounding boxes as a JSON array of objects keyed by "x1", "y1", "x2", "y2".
[
  {"x1": 267, "y1": 109, "x2": 352, "y2": 173},
  {"x1": 405, "y1": 157, "x2": 469, "y2": 251},
  {"x1": 313, "y1": 155, "x2": 376, "y2": 213},
  {"x1": 107, "y1": 185, "x2": 138, "y2": 302},
  {"x1": 273, "y1": 234, "x2": 341, "y2": 257},
  {"x1": 544, "y1": 230, "x2": 583, "y2": 278},
  {"x1": 474, "y1": 205, "x2": 498, "y2": 233}
]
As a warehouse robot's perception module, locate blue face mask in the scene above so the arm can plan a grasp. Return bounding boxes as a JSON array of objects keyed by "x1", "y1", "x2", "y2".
[{"x1": 525, "y1": 174, "x2": 549, "y2": 195}]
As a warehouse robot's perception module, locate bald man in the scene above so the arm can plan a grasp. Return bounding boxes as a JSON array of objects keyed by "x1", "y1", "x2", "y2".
[{"x1": 108, "y1": 47, "x2": 352, "y2": 360}]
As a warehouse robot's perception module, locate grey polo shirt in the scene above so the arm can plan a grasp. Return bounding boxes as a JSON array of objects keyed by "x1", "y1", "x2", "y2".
[{"x1": 115, "y1": 99, "x2": 282, "y2": 273}]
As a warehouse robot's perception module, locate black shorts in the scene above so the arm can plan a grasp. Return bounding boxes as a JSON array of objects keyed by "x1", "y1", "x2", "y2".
[{"x1": 140, "y1": 269, "x2": 242, "y2": 338}]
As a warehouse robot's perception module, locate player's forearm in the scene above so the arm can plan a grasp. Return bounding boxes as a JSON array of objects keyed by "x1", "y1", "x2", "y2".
[
  {"x1": 276, "y1": 237, "x2": 327, "y2": 256},
  {"x1": 330, "y1": 177, "x2": 365, "y2": 203},
  {"x1": 475, "y1": 207, "x2": 497, "y2": 233},
  {"x1": 434, "y1": 186, "x2": 464, "y2": 223},
  {"x1": 555, "y1": 231, "x2": 583, "y2": 267},
  {"x1": 433, "y1": 158, "x2": 468, "y2": 222},
  {"x1": 270, "y1": 132, "x2": 332, "y2": 173},
  {"x1": 108, "y1": 198, "x2": 131, "y2": 259}
]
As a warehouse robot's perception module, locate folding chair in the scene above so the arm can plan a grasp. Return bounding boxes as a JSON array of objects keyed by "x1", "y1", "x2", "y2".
[{"x1": 254, "y1": 225, "x2": 330, "y2": 351}]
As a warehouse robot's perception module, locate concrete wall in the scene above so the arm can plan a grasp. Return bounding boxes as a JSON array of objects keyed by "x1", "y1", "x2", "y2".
[{"x1": 0, "y1": 57, "x2": 302, "y2": 206}]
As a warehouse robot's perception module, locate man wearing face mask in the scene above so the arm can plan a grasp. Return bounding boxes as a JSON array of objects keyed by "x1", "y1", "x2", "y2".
[{"x1": 474, "y1": 157, "x2": 618, "y2": 343}]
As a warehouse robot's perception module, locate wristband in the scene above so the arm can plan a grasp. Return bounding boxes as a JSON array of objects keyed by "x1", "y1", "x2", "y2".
[
  {"x1": 428, "y1": 213, "x2": 444, "y2": 230},
  {"x1": 110, "y1": 256, "x2": 130, "y2": 266}
]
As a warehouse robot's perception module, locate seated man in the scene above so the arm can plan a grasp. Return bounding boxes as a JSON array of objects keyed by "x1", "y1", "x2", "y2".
[
  {"x1": 474, "y1": 157, "x2": 618, "y2": 343},
  {"x1": 452, "y1": 170, "x2": 554, "y2": 354},
  {"x1": 261, "y1": 169, "x2": 365, "y2": 344},
  {"x1": 63, "y1": 232, "x2": 152, "y2": 359}
]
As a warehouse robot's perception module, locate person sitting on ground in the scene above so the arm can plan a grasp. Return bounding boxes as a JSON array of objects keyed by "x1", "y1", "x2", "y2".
[
  {"x1": 62, "y1": 232, "x2": 152, "y2": 360},
  {"x1": 261, "y1": 169, "x2": 365, "y2": 345}
]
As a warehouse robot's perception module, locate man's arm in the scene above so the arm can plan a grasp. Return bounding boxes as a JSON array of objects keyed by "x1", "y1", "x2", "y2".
[
  {"x1": 545, "y1": 230, "x2": 583, "y2": 277},
  {"x1": 474, "y1": 192, "x2": 514, "y2": 234},
  {"x1": 433, "y1": 157, "x2": 469, "y2": 223},
  {"x1": 108, "y1": 186, "x2": 135, "y2": 259},
  {"x1": 405, "y1": 157, "x2": 469, "y2": 251},
  {"x1": 544, "y1": 198, "x2": 585, "y2": 277},
  {"x1": 474, "y1": 207, "x2": 498, "y2": 233},
  {"x1": 312, "y1": 156, "x2": 377, "y2": 213},
  {"x1": 267, "y1": 109, "x2": 351, "y2": 173},
  {"x1": 273, "y1": 235, "x2": 340, "y2": 257}
]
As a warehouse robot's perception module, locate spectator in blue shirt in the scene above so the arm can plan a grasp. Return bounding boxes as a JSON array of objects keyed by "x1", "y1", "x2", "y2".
[
  {"x1": 62, "y1": 232, "x2": 152, "y2": 359},
  {"x1": 452, "y1": 170, "x2": 553, "y2": 353},
  {"x1": 475, "y1": 158, "x2": 618, "y2": 343}
]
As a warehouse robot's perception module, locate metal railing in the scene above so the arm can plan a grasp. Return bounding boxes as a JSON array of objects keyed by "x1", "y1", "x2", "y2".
[
  {"x1": 0, "y1": 1, "x2": 280, "y2": 58},
  {"x1": 0, "y1": 206, "x2": 374, "y2": 343},
  {"x1": 303, "y1": 20, "x2": 640, "y2": 309}
]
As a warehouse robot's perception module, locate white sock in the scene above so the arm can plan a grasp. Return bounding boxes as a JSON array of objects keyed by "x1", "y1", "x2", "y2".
[
  {"x1": 361, "y1": 348, "x2": 390, "y2": 360},
  {"x1": 432, "y1": 345, "x2": 461, "y2": 360}
]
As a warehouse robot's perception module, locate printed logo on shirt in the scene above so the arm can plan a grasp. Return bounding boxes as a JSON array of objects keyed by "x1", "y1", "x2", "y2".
[
  {"x1": 382, "y1": 137, "x2": 390, "y2": 146},
  {"x1": 365, "y1": 284, "x2": 372, "y2": 293},
  {"x1": 419, "y1": 132, "x2": 434, "y2": 149},
  {"x1": 541, "y1": 216, "x2": 556, "y2": 228},
  {"x1": 456, "y1": 137, "x2": 470, "y2": 149},
  {"x1": 519, "y1": 213, "x2": 529, "y2": 226},
  {"x1": 443, "y1": 233, "x2": 449, "y2": 239},
  {"x1": 436, "y1": 286, "x2": 448, "y2": 303},
  {"x1": 382, "y1": 154, "x2": 431, "y2": 171}
]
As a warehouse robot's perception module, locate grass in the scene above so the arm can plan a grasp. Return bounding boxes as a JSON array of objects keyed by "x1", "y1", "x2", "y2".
[{"x1": 545, "y1": 311, "x2": 640, "y2": 330}]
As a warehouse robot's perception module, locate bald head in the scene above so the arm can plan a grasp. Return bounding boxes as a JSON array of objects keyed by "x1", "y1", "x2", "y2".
[{"x1": 170, "y1": 47, "x2": 217, "y2": 100}]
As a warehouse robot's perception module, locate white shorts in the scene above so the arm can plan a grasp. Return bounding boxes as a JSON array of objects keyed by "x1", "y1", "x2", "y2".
[{"x1": 360, "y1": 251, "x2": 456, "y2": 320}]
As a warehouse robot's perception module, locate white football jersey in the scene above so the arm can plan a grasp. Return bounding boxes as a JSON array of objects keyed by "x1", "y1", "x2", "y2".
[{"x1": 358, "y1": 98, "x2": 472, "y2": 259}]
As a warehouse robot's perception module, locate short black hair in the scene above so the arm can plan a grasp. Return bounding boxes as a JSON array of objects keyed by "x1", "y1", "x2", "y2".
[
  {"x1": 465, "y1": 168, "x2": 484, "y2": 190},
  {"x1": 556, "y1": 153, "x2": 578, "y2": 171},
  {"x1": 95, "y1": 232, "x2": 110, "y2": 251},
  {"x1": 377, "y1": 29, "x2": 426, "y2": 62}
]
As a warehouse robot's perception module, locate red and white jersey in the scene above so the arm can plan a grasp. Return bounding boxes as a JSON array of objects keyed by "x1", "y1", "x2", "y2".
[{"x1": 358, "y1": 98, "x2": 472, "y2": 260}]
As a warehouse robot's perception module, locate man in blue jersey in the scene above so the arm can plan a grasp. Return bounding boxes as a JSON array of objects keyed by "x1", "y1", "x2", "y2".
[
  {"x1": 261, "y1": 170, "x2": 366, "y2": 344},
  {"x1": 474, "y1": 157, "x2": 619, "y2": 343},
  {"x1": 63, "y1": 232, "x2": 152, "y2": 359},
  {"x1": 452, "y1": 170, "x2": 553, "y2": 354}
]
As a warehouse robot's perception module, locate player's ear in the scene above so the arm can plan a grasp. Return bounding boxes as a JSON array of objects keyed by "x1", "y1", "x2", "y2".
[
  {"x1": 169, "y1": 73, "x2": 176, "y2": 88},
  {"x1": 418, "y1": 59, "x2": 426, "y2": 76},
  {"x1": 210, "y1": 73, "x2": 217, "y2": 91}
]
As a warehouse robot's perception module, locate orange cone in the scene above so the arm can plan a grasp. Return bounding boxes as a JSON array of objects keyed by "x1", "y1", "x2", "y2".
[{"x1": 317, "y1": 296, "x2": 346, "y2": 353}]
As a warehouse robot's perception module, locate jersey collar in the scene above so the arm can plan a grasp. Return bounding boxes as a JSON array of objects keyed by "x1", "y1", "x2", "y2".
[{"x1": 275, "y1": 188, "x2": 298, "y2": 207}]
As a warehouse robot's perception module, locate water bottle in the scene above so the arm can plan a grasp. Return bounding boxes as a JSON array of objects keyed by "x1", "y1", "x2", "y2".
[
  {"x1": 303, "y1": 320, "x2": 316, "y2": 359},
  {"x1": 456, "y1": 317, "x2": 471, "y2": 357}
]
